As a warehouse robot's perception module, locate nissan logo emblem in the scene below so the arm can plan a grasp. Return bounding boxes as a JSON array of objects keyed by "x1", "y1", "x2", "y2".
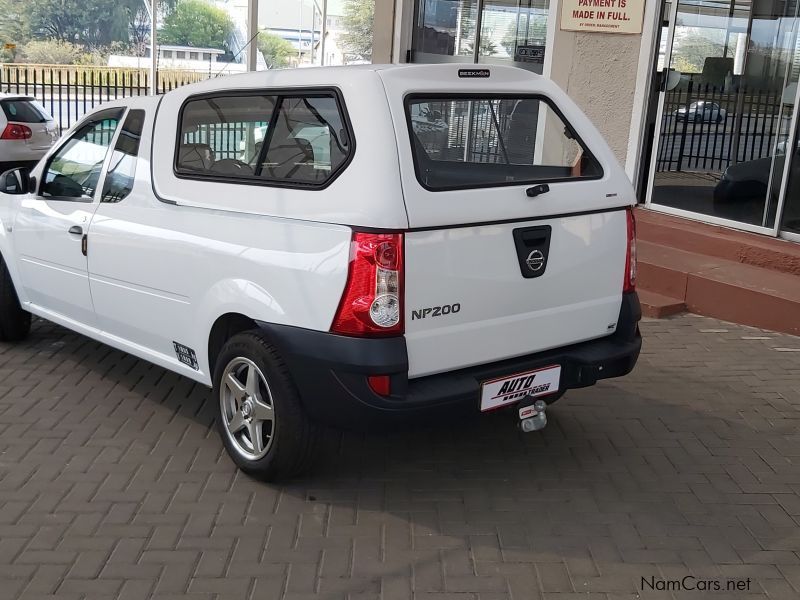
[{"x1": 525, "y1": 250, "x2": 545, "y2": 272}]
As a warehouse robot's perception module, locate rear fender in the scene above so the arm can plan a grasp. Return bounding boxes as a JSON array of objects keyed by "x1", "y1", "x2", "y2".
[{"x1": 194, "y1": 278, "x2": 293, "y2": 380}]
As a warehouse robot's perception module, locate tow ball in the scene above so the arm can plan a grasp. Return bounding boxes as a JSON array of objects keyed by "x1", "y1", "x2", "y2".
[{"x1": 518, "y1": 398, "x2": 548, "y2": 433}]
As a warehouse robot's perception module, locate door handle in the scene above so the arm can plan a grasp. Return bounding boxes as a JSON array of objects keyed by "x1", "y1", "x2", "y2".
[
  {"x1": 68, "y1": 225, "x2": 83, "y2": 236},
  {"x1": 526, "y1": 184, "x2": 550, "y2": 198}
]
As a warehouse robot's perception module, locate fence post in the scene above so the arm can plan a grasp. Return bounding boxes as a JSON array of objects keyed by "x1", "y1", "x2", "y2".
[{"x1": 676, "y1": 80, "x2": 693, "y2": 173}]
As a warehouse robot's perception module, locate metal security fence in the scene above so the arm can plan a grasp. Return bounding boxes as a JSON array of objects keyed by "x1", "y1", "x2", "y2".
[
  {"x1": 414, "y1": 99, "x2": 517, "y2": 164},
  {"x1": 656, "y1": 79, "x2": 788, "y2": 174},
  {"x1": 182, "y1": 121, "x2": 269, "y2": 161},
  {"x1": 0, "y1": 64, "x2": 211, "y2": 134}
]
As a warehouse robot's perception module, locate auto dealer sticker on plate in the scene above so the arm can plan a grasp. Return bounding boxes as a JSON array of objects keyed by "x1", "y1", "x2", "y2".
[{"x1": 480, "y1": 365, "x2": 561, "y2": 412}]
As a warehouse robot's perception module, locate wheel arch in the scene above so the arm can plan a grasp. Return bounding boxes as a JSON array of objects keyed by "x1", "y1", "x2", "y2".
[{"x1": 208, "y1": 312, "x2": 260, "y2": 377}]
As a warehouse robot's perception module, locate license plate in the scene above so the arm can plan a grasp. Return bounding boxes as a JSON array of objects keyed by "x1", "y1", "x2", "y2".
[{"x1": 480, "y1": 364, "x2": 561, "y2": 412}]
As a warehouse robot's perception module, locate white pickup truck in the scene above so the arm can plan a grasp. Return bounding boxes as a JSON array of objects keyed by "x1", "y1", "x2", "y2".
[{"x1": 0, "y1": 65, "x2": 641, "y2": 480}]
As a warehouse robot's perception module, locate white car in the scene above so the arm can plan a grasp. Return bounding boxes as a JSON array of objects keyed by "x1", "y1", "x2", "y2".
[
  {"x1": 0, "y1": 65, "x2": 641, "y2": 480},
  {"x1": 674, "y1": 100, "x2": 727, "y2": 124},
  {"x1": 0, "y1": 94, "x2": 59, "y2": 172}
]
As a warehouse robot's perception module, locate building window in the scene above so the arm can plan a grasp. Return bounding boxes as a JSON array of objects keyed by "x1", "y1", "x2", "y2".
[
  {"x1": 189, "y1": 52, "x2": 198, "y2": 60},
  {"x1": 162, "y1": 50, "x2": 172, "y2": 59},
  {"x1": 203, "y1": 52, "x2": 211, "y2": 60}
]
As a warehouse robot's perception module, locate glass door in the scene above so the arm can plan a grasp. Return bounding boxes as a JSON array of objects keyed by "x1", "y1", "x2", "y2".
[
  {"x1": 411, "y1": 0, "x2": 550, "y2": 72},
  {"x1": 477, "y1": 0, "x2": 549, "y2": 73},
  {"x1": 412, "y1": 0, "x2": 480, "y2": 63},
  {"x1": 646, "y1": 0, "x2": 800, "y2": 234},
  {"x1": 778, "y1": 80, "x2": 800, "y2": 238}
]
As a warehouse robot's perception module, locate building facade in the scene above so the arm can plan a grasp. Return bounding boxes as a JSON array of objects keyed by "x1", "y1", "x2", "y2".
[{"x1": 379, "y1": 0, "x2": 800, "y2": 243}]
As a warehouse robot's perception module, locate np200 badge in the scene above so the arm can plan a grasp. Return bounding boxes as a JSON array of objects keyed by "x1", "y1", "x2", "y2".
[{"x1": 411, "y1": 303, "x2": 461, "y2": 320}]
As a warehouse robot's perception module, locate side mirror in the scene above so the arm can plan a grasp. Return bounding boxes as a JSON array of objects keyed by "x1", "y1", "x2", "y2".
[{"x1": 0, "y1": 168, "x2": 31, "y2": 195}]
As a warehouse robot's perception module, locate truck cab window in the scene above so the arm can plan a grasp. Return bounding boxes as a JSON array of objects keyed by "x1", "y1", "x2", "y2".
[
  {"x1": 41, "y1": 110, "x2": 123, "y2": 200},
  {"x1": 101, "y1": 109, "x2": 146, "y2": 203}
]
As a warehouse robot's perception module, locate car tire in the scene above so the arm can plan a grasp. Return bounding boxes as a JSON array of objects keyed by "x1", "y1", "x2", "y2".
[
  {"x1": 213, "y1": 330, "x2": 317, "y2": 480},
  {"x1": 0, "y1": 253, "x2": 31, "y2": 343}
]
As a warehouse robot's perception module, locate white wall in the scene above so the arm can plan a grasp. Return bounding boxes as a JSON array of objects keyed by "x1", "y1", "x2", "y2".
[{"x1": 544, "y1": 0, "x2": 659, "y2": 179}]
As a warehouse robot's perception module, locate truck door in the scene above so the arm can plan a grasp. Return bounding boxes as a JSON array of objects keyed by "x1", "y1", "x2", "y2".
[{"x1": 13, "y1": 108, "x2": 123, "y2": 328}]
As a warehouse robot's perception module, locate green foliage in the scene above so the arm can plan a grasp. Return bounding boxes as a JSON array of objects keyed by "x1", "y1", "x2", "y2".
[
  {"x1": 671, "y1": 31, "x2": 726, "y2": 74},
  {"x1": 0, "y1": 0, "x2": 30, "y2": 60},
  {"x1": 120, "y1": 0, "x2": 178, "y2": 53},
  {"x1": 258, "y1": 32, "x2": 295, "y2": 69},
  {"x1": 28, "y1": 0, "x2": 130, "y2": 49},
  {"x1": 20, "y1": 39, "x2": 83, "y2": 64},
  {"x1": 159, "y1": 0, "x2": 234, "y2": 51},
  {"x1": 13, "y1": 39, "x2": 130, "y2": 65},
  {"x1": 465, "y1": 37, "x2": 498, "y2": 57},
  {"x1": 339, "y1": 0, "x2": 374, "y2": 62},
  {"x1": 75, "y1": 42, "x2": 133, "y2": 65}
]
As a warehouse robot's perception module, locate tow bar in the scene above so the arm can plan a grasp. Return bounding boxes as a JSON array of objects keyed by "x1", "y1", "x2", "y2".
[{"x1": 518, "y1": 398, "x2": 548, "y2": 432}]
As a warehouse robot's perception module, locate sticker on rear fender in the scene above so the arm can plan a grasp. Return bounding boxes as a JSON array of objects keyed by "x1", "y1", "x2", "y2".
[{"x1": 480, "y1": 365, "x2": 561, "y2": 412}]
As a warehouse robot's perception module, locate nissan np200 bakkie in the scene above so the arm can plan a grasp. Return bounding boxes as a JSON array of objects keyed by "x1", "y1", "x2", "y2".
[{"x1": 0, "y1": 64, "x2": 641, "y2": 479}]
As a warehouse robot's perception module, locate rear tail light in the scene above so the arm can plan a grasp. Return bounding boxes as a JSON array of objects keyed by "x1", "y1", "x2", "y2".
[
  {"x1": 331, "y1": 231, "x2": 404, "y2": 337},
  {"x1": 624, "y1": 207, "x2": 637, "y2": 293},
  {"x1": 0, "y1": 123, "x2": 32, "y2": 140}
]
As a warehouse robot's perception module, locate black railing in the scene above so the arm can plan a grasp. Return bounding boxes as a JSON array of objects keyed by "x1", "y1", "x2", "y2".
[
  {"x1": 183, "y1": 121, "x2": 269, "y2": 161},
  {"x1": 0, "y1": 65, "x2": 210, "y2": 134},
  {"x1": 656, "y1": 80, "x2": 789, "y2": 174}
]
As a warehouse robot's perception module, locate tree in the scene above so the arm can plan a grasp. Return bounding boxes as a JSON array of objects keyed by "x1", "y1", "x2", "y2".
[
  {"x1": 159, "y1": 0, "x2": 234, "y2": 51},
  {"x1": 258, "y1": 32, "x2": 294, "y2": 69},
  {"x1": 28, "y1": 0, "x2": 129, "y2": 49},
  {"x1": 339, "y1": 0, "x2": 374, "y2": 63},
  {"x1": 671, "y1": 30, "x2": 726, "y2": 74},
  {"x1": 121, "y1": 0, "x2": 178, "y2": 56},
  {"x1": 0, "y1": 0, "x2": 30, "y2": 61},
  {"x1": 465, "y1": 37, "x2": 498, "y2": 57}
]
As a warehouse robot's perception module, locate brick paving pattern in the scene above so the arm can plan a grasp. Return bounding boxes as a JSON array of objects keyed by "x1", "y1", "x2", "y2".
[{"x1": 0, "y1": 315, "x2": 799, "y2": 599}]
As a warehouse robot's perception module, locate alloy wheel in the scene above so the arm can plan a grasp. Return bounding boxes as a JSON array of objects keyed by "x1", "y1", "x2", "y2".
[{"x1": 219, "y1": 357, "x2": 276, "y2": 460}]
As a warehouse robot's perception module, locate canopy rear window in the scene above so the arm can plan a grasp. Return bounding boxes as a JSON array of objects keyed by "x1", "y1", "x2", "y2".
[{"x1": 406, "y1": 95, "x2": 602, "y2": 191}]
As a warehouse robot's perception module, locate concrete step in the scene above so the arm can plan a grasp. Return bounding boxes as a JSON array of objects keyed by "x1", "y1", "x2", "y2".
[
  {"x1": 638, "y1": 290, "x2": 687, "y2": 319},
  {"x1": 636, "y1": 207, "x2": 800, "y2": 276},
  {"x1": 637, "y1": 240, "x2": 800, "y2": 335}
]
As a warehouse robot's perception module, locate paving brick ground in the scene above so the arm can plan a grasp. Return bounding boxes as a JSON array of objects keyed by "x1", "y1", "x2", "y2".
[{"x1": 1, "y1": 314, "x2": 800, "y2": 599}]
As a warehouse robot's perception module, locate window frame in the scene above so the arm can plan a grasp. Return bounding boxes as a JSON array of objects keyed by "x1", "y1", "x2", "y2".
[
  {"x1": 403, "y1": 92, "x2": 604, "y2": 192},
  {"x1": 37, "y1": 107, "x2": 126, "y2": 202},
  {"x1": 172, "y1": 87, "x2": 356, "y2": 191},
  {"x1": 100, "y1": 108, "x2": 146, "y2": 204}
]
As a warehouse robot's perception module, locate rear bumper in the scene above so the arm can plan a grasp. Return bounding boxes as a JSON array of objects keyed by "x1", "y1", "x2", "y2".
[{"x1": 257, "y1": 292, "x2": 641, "y2": 428}]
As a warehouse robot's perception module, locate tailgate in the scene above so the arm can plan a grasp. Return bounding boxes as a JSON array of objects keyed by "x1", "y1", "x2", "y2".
[
  {"x1": 376, "y1": 65, "x2": 636, "y2": 378},
  {"x1": 404, "y1": 210, "x2": 627, "y2": 377}
]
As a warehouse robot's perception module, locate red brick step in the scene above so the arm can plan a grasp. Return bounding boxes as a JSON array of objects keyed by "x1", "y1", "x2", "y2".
[
  {"x1": 636, "y1": 222, "x2": 800, "y2": 335},
  {"x1": 638, "y1": 289, "x2": 686, "y2": 319}
]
